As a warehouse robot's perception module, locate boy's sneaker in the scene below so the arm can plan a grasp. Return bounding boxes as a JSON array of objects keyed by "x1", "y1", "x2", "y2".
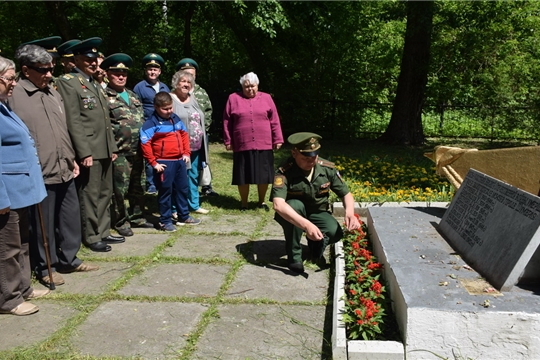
[
  {"x1": 176, "y1": 216, "x2": 201, "y2": 226},
  {"x1": 147, "y1": 185, "x2": 157, "y2": 195},
  {"x1": 160, "y1": 223, "x2": 177, "y2": 232}
]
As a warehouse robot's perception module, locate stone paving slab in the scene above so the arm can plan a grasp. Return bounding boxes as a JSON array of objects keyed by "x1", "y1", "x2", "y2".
[
  {"x1": 192, "y1": 303, "x2": 327, "y2": 359},
  {"x1": 192, "y1": 214, "x2": 260, "y2": 235},
  {"x1": 33, "y1": 261, "x2": 135, "y2": 296},
  {"x1": 119, "y1": 263, "x2": 230, "y2": 298},
  {"x1": 0, "y1": 301, "x2": 78, "y2": 351},
  {"x1": 226, "y1": 263, "x2": 329, "y2": 302},
  {"x1": 162, "y1": 234, "x2": 247, "y2": 262},
  {"x1": 71, "y1": 301, "x2": 206, "y2": 359},
  {"x1": 260, "y1": 218, "x2": 285, "y2": 237}
]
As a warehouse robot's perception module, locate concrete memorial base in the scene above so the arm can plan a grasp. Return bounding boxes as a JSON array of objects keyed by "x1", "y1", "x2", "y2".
[{"x1": 364, "y1": 206, "x2": 540, "y2": 359}]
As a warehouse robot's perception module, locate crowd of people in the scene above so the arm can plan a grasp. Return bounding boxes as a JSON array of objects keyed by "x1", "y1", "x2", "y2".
[{"x1": 0, "y1": 35, "x2": 360, "y2": 317}]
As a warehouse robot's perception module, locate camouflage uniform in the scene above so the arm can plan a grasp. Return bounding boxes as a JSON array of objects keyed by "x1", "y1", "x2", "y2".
[
  {"x1": 193, "y1": 83, "x2": 212, "y2": 132},
  {"x1": 106, "y1": 87, "x2": 146, "y2": 230}
]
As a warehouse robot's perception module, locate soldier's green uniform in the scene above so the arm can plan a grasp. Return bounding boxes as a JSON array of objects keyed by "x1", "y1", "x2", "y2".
[
  {"x1": 55, "y1": 38, "x2": 118, "y2": 248},
  {"x1": 270, "y1": 133, "x2": 350, "y2": 267},
  {"x1": 101, "y1": 53, "x2": 149, "y2": 235},
  {"x1": 193, "y1": 83, "x2": 213, "y2": 132}
]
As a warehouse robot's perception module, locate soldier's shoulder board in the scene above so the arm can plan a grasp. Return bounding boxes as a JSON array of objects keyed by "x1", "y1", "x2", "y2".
[
  {"x1": 60, "y1": 74, "x2": 74, "y2": 81},
  {"x1": 277, "y1": 161, "x2": 293, "y2": 174},
  {"x1": 317, "y1": 157, "x2": 335, "y2": 168}
]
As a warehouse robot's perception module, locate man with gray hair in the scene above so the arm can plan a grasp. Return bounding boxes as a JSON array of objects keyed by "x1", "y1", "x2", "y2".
[{"x1": 8, "y1": 44, "x2": 99, "y2": 287}]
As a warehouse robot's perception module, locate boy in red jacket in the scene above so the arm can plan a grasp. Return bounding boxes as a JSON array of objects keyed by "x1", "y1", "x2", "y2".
[{"x1": 140, "y1": 92, "x2": 201, "y2": 231}]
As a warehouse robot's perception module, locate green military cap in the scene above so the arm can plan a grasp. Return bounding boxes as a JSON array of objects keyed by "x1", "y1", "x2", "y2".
[
  {"x1": 21, "y1": 36, "x2": 62, "y2": 57},
  {"x1": 142, "y1": 53, "x2": 165, "y2": 68},
  {"x1": 57, "y1": 39, "x2": 81, "y2": 57},
  {"x1": 176, "y1": 57, "x2": 198, "y2": 71},
  {"x1": 101, "y1": 53, "x2": 132, "y2": 71},
  {"x1": 288, "y1": 132, "x2": 322, "y2": 157},
  {"x1": 66, "y1": 37, "x2": 102, "y2": 58}
]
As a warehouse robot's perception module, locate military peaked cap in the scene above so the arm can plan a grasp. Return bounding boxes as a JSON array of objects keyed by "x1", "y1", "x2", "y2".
[
  {"x1": 176, "y1": 58, "x2": 199, "y2": 71},
  {"x1": 101, "y1": 53, "x2": 133, "y2": 71},
  {"x1": 142, "y1": 53, "x2": 165, "y2": 68},
  {"x1": 288, "y1": 132, "x2": 322, "y2": 157},
  {"x1": 21, "y1": 36, "x2": 62, "y2": 58},
  {"x1": 57, "y1": 39, "x2": 81, "y2": 57},
  {"x1": 66, "y1": 37, "x2": 102, "y2": 58}
]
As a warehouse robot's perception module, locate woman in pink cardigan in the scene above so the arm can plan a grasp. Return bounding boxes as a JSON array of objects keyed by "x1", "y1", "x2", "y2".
[{"x1": 223, "y1": 72, "x2": 283, "y2": 211}]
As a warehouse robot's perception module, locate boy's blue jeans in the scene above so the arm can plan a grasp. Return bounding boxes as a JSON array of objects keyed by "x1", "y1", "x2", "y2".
[{"x1": 154, "y1": 159, "x2": 189, "y2": 225}]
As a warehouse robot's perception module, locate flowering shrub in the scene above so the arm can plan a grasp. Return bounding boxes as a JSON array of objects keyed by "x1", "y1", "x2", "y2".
[
  {"x1": 341, "y1": 214, "x2": 388, "y2": 341},
  {"x1": 333, "y1": 154, "x2": 454, "y2": 203}
]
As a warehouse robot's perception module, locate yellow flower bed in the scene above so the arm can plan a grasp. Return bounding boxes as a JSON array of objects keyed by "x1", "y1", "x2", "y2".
[{"x1": 332, "y1": 155, "x2": 454, "y2": 203}]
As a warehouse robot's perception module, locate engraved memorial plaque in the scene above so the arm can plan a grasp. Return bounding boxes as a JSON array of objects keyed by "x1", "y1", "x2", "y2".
[{"x1": 439, "y1": 169, "x2": 540, "y2": 291}]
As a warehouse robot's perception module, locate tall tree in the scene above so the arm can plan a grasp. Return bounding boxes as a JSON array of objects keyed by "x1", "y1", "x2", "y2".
[{"x1": 380, "y1": 1, "x2": 435, "y2": 145}]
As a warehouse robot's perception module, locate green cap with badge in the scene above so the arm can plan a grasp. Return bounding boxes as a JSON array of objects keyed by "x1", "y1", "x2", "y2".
[
  {"x1": 176, "y1": 57, "x2": 198, "y2": 71},
  {"x1": 20, "y1": 36, "x2": 62, "y2": 57},
  {"x1": 142, "y1": 53, "x2": 165, "y2": 68},
  {"x1": 58, "y1": 39, "x2": 81, "y2": 57},
  {"x1": 66, "y1": 37, "x2": 102, "y2": 58},
  {"x1": 288, "y1": 132, "x2": 322, "y2": 157},
  {"x1": 101, "y1": 53, "x2": 132, "y2": 71}
]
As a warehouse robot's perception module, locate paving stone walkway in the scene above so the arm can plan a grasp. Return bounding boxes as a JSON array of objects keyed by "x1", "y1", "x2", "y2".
[{"x1": 0, "y1": 211, "x2": 334, "y2": 359}]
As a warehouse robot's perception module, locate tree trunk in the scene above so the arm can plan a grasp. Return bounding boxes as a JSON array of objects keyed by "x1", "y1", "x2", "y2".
[
  {"x1": 183, "y1": 2, "x2": 196, "y2": 57},
  {"x1": 44, "y1": 1, "x2": 73, "y2": 40},
  {"x1": 380, "y1": 0, "x2": 434, "y2": 146}
]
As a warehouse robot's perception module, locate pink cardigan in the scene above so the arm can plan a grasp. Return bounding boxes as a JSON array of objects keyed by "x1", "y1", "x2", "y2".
[{"x1": 223, "y1": 91, "x2": 283, "y2": 152}]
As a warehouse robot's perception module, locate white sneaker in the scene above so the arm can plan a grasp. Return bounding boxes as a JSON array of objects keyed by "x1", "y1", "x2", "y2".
[{"x1": 194, "y1": 208, "x2": 209, "y2": 214}]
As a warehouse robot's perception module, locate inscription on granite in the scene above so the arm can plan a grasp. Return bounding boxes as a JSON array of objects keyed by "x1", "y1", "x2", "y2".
[{"x1": 439, "y1": 169, "x2": 540, "y2": 291}]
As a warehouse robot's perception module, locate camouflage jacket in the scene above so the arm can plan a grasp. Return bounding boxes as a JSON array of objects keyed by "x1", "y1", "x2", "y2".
[
  {"x1": 105, "y1": 87, "x2": 145, "y2": 156},
  {"x1": 193, "y1": 83, "x2": 213, "y2": 132}
]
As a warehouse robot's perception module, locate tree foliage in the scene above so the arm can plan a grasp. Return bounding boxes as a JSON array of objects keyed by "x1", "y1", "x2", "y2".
[{"x1": 1, "y1": 1, "x2": 540, "y2": 142}]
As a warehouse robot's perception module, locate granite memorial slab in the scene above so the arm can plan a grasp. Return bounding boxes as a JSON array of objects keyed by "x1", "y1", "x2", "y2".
[{"x1": 439, "y1": 169, "x2": 540, "y2": 291}]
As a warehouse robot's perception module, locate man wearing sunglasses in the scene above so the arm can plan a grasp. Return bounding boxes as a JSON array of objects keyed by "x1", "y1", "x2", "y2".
[
  {"x1": 101, "y1": 53, "x2": 154, "y2": 238},
  {"x1": 8, "y1": 44, "x2": 99, "y2": 287},
  {"x1": 270, "y1": 132, "x2": 361, "y2": 274}
]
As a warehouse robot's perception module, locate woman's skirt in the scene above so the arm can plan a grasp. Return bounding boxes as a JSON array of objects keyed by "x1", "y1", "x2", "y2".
[{"x1": 232, "y1": 150, "x2": 274, "y2": 185}]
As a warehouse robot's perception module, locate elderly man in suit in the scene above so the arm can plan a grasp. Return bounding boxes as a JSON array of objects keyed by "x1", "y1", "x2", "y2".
[
  {"x1": 9, "y1": 44, "x2": 99, "y2": 288},
  {"x1": 55, "y1": 37, "x2": 124, "y2": 253}
]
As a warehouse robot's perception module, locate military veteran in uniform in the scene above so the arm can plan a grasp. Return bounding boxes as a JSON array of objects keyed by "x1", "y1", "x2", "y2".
[
  {"x1": 101, "y1": 53, "x2": 154, "y2": 237},
  {"x1": 55, "y1": 37, "x2": 124, "y2": 252},
  {"x1": 134, "y1": 53, "x2": 169, "y2": 195},
  {"x1": 19, "y1": 36, "x2": 61, "y2": 66},
  {"x1": 57, "y1": 39, "x2": 80, "y2": 74},
  {"x1": 270, "y1": 133, "x2": 361, "y2": 274},
  {"x1": 176, "y1": 57, "x2": 219, "y2": 197},
  {"x1": 9, "y1": 44, "x2": 99, "y2": 287}
]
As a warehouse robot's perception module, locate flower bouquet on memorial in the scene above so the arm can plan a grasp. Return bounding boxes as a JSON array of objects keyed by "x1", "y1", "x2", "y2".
[{"x1": 341, "y1": 214, "x2": 389, "y2": 340}]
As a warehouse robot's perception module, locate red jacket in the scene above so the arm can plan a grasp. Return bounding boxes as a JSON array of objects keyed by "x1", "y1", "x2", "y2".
[{"x1": 140, "y1": 112, "x2": 190, "y2": 167}]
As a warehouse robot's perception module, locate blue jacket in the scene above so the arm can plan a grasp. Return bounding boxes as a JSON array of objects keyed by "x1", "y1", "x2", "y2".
[
  {"x1": 0, "y1": 103, "x2": 46, "y2": 210},
  {"x1": 133, "y1": 80, "x2": 170, "y2": 119}
]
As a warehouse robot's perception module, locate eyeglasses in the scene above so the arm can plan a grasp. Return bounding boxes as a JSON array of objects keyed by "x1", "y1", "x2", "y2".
[
  {"x1": 27, "y1": 65, "x2": 54, "y2": 74},
  {"x1": 0, "y1": 75, "x2": 16, "y2": 83}
]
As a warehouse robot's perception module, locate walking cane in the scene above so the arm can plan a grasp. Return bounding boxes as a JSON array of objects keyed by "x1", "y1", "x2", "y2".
[{"x1": 37, "y1": 204, "x2": 55, "y2": 290}]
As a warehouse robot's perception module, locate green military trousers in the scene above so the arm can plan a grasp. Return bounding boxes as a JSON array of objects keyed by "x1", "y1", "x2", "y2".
[{"x1": 275, "y1": 199, "x2": 343, "y2": 264}]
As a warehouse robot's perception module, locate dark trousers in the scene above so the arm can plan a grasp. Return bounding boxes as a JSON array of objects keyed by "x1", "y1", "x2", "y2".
[
  {"x1": 76, "y1": 158, "x2": 112, "y2": 245},
  {"x1": 29, "y1": 180, "x2": 82, "y2": 277},
  {"x1": 0, "y1": 207, "x2": 33, "y2": 312},
  {"x1": 275, "y1": 199, "x2": 343, "y2": 264},
  {"x1": 155, "y1": 160, "x2": 189, "y2": 225}
]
